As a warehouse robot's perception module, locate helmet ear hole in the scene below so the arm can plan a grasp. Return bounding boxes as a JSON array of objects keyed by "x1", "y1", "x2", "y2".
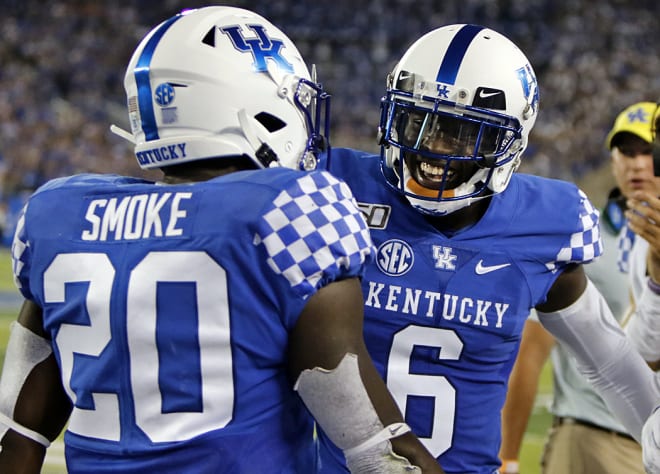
[{"x1": 255, "y1": 112, "x2": 286, "y2": 132}]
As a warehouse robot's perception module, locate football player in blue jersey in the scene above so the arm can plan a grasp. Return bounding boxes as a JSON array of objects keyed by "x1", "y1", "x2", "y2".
[
  {"x1": 0, "y1": 7, "x2": 443, "y2": 474},
  {"x1": 318, "y1": 24, "x2": 660, "y2": 474},
  {"x1": 499, "y1": 102, "x2": 660, "y2": 474}
]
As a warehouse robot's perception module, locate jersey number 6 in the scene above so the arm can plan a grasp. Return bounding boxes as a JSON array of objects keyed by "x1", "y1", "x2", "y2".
[{"x1": 386, "y1": 325, "x2": 463, "y2": 457}]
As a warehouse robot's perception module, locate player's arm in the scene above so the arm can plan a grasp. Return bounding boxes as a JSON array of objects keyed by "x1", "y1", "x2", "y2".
[
  {"x1": 622, "y1": 190, "x2": 660, "y2": 369},
  {"x1": 499, "y1": 318, "x2": 555, "y2": 474},
  {"x1": 0, "y1": 300, "x2": 72, "y2": 474},
  {"x1": 642, "y1": 404, "x2": 660, "y2": 474},
  {"x1": 288, "y1": 277, "x2": 444, "y2": 474},
  {"x1": 624, "y1": 278, "x2": 660, "y2": 370},
  {"x1": 535, "y1": 264, "x2": 660, "y2": 442}
]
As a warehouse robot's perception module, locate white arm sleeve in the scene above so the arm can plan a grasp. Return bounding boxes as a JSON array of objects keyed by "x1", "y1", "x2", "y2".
[
  {"x1": 537, "y1": 279, "x2": 660, "y2": 442},
  {"x1": 643, "y1": 402, "x2": 660, "y2": 474},
  {"x1": 624, "y1": 279, "x2": 660, "y2": 363},
  {"x1": 294, "y1": 353, "x2": 420, "y2": 473}
]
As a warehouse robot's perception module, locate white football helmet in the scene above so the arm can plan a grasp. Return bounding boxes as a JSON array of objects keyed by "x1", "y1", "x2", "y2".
[
  {"x1": 112, "y1": 6, "x2": 330, "y2": 171},
  {"x1": 379, "y1": 24, "x2": 539, "y2": 215}
]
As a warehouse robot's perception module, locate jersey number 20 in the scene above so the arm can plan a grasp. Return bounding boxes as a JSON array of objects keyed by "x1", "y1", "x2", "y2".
[{"x1": 44, "y1": 251, "x2": 232, "y2": 443}]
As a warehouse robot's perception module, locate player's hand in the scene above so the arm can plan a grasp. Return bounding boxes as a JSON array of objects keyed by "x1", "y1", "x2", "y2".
[
  {"x1": 642, "y1": 406, "x2": 660, "y2": 474},
  {"x1": 626, "y1": 191, "x2": 660, "y2": 283}
]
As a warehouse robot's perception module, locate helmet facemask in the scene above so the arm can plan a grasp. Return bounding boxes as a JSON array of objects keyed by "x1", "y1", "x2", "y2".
[
  {"x1": 380, "y1": 89, "x2": 523, "y2": 216},
  {"x1": 293, "y1": 77, "x2": 332, "y2": 170},
  {"x1": 237, "y1": 72, "x2": 331, "y2": 171}
]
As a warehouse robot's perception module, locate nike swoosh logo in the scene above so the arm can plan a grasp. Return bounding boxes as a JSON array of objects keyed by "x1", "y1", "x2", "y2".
[
  {"x1": 479, "y1": 90, "x2": 500, "y2": 98},
  {"x1": 475, "y1": 259, "x2": 511, "y2": 274},
  {"x1": 389, "y1": 426, "x2": 403, "y2": 436},
  {"x1": 388, "y1": 423, "x2": 409, "y2": 437}
]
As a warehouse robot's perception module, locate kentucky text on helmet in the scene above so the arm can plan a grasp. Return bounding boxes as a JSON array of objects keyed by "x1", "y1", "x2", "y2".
[{"x1": 136, "y1": 143, "x2": 187, "y2": 166}]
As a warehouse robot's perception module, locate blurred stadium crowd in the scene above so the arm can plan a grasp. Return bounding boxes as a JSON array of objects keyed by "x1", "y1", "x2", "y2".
[{"x1": 0, "y1": 0, "x2": 658, "y2": 244}]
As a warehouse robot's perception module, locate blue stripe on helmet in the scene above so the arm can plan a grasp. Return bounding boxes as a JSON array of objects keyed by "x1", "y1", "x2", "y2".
[
  {"x1": 435, "y1": 24, "x2": 484, "y2": 85},
  {"x1": 134, "y1": 14, "x2": 183, "y2": 141}
]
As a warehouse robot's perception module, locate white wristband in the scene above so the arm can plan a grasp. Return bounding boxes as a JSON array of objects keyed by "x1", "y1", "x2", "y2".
[
  {"x1": 500, "y1": 459, "x2": 519, "y2": 473},
  {"x1": 343, "y1": 422, "x2": 411, "y2": 458}
]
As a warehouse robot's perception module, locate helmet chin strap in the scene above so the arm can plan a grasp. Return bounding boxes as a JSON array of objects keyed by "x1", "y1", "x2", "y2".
[
  {"x1": 407, "y1": 192, "x2": 490, "y2": 216},
  {"x1": 400, "y1": 159, "x2": 485, "y2": 215}
]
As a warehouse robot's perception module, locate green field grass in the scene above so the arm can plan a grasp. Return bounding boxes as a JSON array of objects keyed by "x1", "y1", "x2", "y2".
[
  {"x1": 0, "y1": 248, "x2": 553, "y2": 473},
  {"x1": 0, "y1": 249, "x2": 15, "y2": 292},
  {"x1": 518, "y1": 366, "x2": 553, "y2": 473}
]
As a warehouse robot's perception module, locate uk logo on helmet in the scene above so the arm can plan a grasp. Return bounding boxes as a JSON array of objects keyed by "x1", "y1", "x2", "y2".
[
  {"x1": 516, "y1": 64, "x2": 539, "y2": 114},
  {"x1": 220, "y1": 24, "x2": 294, "y2": 73}
]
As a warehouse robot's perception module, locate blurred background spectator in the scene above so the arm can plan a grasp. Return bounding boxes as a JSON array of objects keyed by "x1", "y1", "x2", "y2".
[{"x1": 0, "y1": 0, "x2": 658, "y2": 244}]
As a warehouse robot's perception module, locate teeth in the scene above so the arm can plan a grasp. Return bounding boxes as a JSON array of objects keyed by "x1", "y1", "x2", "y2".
[{"x1": 420, "y1": 162, "x2": 453, "y2": 179}]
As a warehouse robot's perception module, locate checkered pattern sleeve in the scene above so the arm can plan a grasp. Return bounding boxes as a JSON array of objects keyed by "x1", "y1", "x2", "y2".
[
  {"x1": 617, "y1": 222, "x2": 636, "y2": 274},
  {"x1": 11, "y1": 203, "x2": 32, "y2": 299},
  {"x1": 546, "y1": 189, "x2": 603, "y2": 272},
  {"x1": 253, "y1": 171, "x2": 375, "y2": 298}
]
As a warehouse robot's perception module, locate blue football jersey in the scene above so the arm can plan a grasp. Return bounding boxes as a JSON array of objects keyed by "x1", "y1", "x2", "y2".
[
  {"x1": 319, "y1": 148, "x2": 602, "y2": 474},
  {"x1": 11, "y1": 168, "x2": 373, "y2": 474}
]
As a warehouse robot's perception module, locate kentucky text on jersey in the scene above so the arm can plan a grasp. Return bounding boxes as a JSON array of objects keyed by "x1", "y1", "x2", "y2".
[
  {"x1": 135, "y1": 143, "x2": 187, "y2": 166},
  {"x1": 81, "y1": 192, "x2": 192, "y2": 241},
  {"x1": 365, "y1": 280, "x2": 510, "y2": 327}
]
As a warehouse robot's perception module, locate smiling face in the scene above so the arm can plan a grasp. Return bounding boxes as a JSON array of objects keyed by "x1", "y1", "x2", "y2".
[
  {"x1": 400, "y1": 111, "x2": 493, "y2": 196},
  {"x1": 403, "y1": 153, "x2": 480, "y2": 196},
  {"x1": 610, "y1": 132, "x2": 660, "y2": 198}
]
